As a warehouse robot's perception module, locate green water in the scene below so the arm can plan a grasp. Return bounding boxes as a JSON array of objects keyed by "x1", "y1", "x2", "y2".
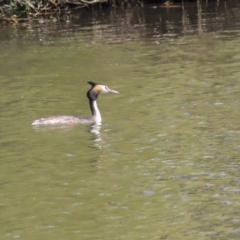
[{"x1": 1, "y1": 2, "x2": 240, "y2": 239}]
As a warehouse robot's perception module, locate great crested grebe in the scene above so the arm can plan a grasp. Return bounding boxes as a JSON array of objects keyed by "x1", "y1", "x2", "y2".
[{"x1": 31, "y1": 81, "x2": 119, "y2": 126}]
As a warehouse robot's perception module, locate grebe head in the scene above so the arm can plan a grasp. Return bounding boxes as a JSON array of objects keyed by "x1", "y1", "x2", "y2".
[{"x1": 87, "y1": 81, "x2": 119, "y2": 100}]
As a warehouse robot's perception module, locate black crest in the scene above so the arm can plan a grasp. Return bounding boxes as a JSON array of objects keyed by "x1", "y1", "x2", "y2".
[{"x1": 88, "y1": 81, "x2": 97, "y2": 87}]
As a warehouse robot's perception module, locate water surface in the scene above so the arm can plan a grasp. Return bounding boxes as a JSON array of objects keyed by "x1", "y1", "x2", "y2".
[{"x1": 1, "y1": 1, "x2": 240, "y2": 239}]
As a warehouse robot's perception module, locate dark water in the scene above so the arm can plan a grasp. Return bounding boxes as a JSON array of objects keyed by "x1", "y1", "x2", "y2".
[{"x1": 1, "y1": 1, "x2": 240, "y2": 239}]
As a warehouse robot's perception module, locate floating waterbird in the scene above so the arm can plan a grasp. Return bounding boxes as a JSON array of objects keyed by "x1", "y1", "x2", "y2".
[{"x1": 32, "y1": 82, "x2": 119, "y2": 126}]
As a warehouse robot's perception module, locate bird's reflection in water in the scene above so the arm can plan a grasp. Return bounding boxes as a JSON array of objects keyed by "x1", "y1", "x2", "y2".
[
  {"x1": 89, "y1": 124, "x2": 101, "y2": 139},
  {"x1": 89, "y1": 123, "x2": 105, "y2": 149},
  {"x1": 32, "y1": 124, "x2": 77, "y2": 132},
  {"x1": 32, "y1": 124, "x2": 105, "y2": 149},
  {"x1": 32, "y1": 123, "x2": 105, "y2": 149}
]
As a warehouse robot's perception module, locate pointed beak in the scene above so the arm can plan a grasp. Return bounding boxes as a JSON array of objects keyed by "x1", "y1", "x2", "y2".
[{"x1": 108, "y1": 88, "x2": 119, "y2": 94}]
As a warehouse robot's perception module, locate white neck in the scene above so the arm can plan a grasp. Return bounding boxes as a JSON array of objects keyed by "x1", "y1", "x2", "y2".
[{"x1": 92, "y1": 100, "x2": 102, "y2": 123}]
